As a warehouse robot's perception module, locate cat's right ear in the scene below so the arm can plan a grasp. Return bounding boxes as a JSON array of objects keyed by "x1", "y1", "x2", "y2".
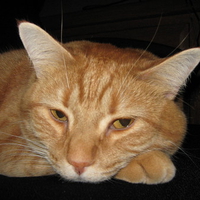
[
  {"x1": 18, "y1": 21, "x2": 73, "y2": 78},
  {"x1": 138, "y1": 48, "x2": 200, "y2": 100}
]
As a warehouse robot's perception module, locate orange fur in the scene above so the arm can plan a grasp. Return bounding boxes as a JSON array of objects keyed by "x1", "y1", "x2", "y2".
[{"x1": 0, "y1": 22, "x2": 200, "y2": 184}]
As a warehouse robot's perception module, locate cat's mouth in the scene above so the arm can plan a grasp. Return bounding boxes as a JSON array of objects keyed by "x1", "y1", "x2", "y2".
[
  {"x1": 56, "y1": 162, "x2": 113, "y2": 183},
  {"x1": 61, "y1": 171, "x2": 110, "y2": 183}
]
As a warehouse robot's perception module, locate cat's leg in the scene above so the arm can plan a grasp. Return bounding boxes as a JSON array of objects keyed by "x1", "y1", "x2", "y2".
[{"x1": 115, "y1": 151, "x2": 176, "y2": 184}]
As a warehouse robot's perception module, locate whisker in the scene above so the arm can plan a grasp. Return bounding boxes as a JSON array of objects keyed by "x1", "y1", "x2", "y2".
[
  {"x1": 0, "y1": 133, "x2": 48, "y2": 156},
  {"x1": 116, "y1": 14, "x2": 163, "y2": 96},
  {"x1": 2, "y1": 154, "x2": 52, "y2": 166},
  {"x1": 0, "y1": 144, "x2": 49, "y2": 160},
  {"x1": 59, "y1": 0, "x2": 70, "y2": 89},
  {"x1": 188, "y1": 0, "x2": 200, "y2": 46},
  {"x1": 166, "y1": 31, "x2": 191, "y2": 57},
  {"x1": 167, "y1": 141, "x2": 200, "y2": 169},
  {"x1": 60, "y1": 0, "x2": 63, "y2": 44},
  {"x1": 175, "y1": 95, "x2": 194, "y2": 110},
  {"x1": 0, "y1": 142, "x2": 45, "y2": 155},
  {"x1": 1, "y1": 151, "x2": 45, "y2": 159},
  {"x1": 0, "y1": 128, "x2": 47, "y2": 150},
  {"x1": 0, "y1": 142, "x2": 31, "y2": 148}
]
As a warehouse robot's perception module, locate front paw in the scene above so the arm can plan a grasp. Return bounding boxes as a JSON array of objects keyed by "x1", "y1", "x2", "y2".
[{"x1": 115, "y1": 151, "x2": 176, "y2": 184}]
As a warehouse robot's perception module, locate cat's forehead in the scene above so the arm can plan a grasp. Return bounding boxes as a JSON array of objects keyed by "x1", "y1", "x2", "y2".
[
  {"x1": 61, "y1": 69, "x2": 148, "y2": 118},
  {"x1": 64, "y1": 41, "x2": 158, "y2": 72},
  {"x1": 58, "y1": 42, "x2": 159, "y2": 111}
]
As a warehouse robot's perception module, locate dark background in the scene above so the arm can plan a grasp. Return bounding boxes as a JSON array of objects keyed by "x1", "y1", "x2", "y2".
[
  {"x1": 0, "y1": 0, "x2": 200, "y2": 199},
  {"x1": 0, "y1": 0, "x2": 200, "y2": 124}
]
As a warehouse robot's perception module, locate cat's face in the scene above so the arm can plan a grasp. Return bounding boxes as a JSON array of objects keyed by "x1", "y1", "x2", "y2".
[{"x1": 18, "y1": 22, "x2": 200, "y2": 182}]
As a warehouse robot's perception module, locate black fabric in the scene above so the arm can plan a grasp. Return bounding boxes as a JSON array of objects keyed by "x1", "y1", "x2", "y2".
[{"x1": 0, "y1": 125, "x2": 200, "y2": 200}]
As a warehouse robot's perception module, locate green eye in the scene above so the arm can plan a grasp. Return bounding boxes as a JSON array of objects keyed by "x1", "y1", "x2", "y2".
[
  {"x1": 50, "y1": 109, "x2": 67, "y2": 122},
  {"x1": 112, "y1": 118, "x2": 134, "y2": 129}
]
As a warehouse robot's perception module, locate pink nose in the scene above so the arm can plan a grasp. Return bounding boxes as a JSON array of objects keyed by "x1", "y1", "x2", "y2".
[{"x1": 69, "y1": 160, "x2": 92, "y2": 175}]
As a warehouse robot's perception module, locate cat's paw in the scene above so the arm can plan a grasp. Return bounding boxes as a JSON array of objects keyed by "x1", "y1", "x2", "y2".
[{"x1": 115, "y1": 151, "x2": 176, "y2": 184}]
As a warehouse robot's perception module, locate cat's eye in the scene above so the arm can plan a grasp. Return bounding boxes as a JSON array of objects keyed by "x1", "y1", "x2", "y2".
[
  {"x1": 111, "y1": 118, "x2": 134, "y2": 130},
  {"x1": 50, "y1": 109, "x2": 67, "y2": 122}
]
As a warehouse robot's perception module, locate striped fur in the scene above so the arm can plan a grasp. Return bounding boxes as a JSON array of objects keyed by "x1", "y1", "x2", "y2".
[{"x1": 0, "y1": 22, "x2": 199, "y2": 184}]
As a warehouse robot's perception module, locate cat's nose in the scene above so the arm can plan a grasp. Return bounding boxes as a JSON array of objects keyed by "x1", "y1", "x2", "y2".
[
  {"x1": 69, "y1": 160, "x2": 92, "y2": 175},
  {"x1": 67, "y1": 143, "x2": 97, "y2": 175}
]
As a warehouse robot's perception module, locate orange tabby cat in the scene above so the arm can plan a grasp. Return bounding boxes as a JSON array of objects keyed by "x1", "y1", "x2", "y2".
[{"x1": 0, "y1": 22, "x2": 199, "y2": 184}]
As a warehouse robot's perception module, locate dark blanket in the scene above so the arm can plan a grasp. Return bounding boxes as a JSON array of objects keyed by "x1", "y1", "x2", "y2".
[{"x1": 0, "y1": 125, "x2": 200, "y2": 200}]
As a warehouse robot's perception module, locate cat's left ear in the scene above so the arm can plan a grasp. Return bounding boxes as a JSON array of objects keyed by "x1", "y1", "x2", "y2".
[
  {"x1": 139, "y1": 48, "x2": 200, "y2": 100},
  {"x1": 18, "y1": 21, "x2": 73, "y2": 78}
]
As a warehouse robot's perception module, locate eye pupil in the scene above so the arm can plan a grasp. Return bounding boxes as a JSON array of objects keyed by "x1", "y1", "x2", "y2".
[
  {"x1": 119, "y1": 119, "x2": 132, "y2": 127},
  {"x1": 50, "y1": 109, "x2": 67, "y2": 122},
  {"x1": 56, "y1": 110, "x2": 65, "y2": 118},
  {"x1": 112, "y1": 118, "x2": 134, "y2": 129}
]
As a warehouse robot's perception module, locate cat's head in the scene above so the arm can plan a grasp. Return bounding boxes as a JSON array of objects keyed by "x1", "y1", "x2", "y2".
[{"x1": 18, "y1": 22, "x2": 200, "y2": 182}]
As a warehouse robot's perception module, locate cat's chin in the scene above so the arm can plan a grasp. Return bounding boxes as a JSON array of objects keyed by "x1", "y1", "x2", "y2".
[
  {"x1": 60, "y1": 173, "x2": 109, "y2": 183},
  {"x1": 64, "y1": 176, "x2": 109, "y2": 184},
  {"x1": 57, "y1": 165, "x2": 111, "y2": 183}
]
